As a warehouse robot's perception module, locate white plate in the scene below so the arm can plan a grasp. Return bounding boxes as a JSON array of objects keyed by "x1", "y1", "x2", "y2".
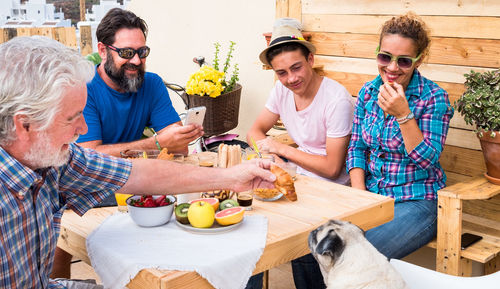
[
  {"x1": 254, "y1": 193, "x2": 283, "y2": 202},
  {"x1": 175, "y1": 218, "x2": 244, "y2": 234}
]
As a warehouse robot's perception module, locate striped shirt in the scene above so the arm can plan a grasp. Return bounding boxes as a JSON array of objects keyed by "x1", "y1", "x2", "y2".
[
  {"x1": 346, "y1": 70, "x2": 454, "y2": 202},
  {"x1": 0, "y1": 144, "x2": 131, "y2": 288}
]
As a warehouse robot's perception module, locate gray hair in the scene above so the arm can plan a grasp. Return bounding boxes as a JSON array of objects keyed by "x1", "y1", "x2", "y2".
[{"x1": 0, "y1": 36, "x2": 94, "y2": 145}]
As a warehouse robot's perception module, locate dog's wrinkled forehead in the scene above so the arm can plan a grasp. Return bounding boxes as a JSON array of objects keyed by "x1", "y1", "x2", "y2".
[{"x1": 309, "y1": 220, "x2": 348, "y2": 259}]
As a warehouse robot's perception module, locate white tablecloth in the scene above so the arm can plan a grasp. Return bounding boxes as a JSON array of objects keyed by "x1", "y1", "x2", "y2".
[{"x1": 86, "y1": 213, "x2": 268, "y2": 289}]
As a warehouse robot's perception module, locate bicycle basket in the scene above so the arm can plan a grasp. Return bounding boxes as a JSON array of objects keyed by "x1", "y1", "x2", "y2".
[{"x1": 181, "y1": 84, "x2": 242, "y2": 136}]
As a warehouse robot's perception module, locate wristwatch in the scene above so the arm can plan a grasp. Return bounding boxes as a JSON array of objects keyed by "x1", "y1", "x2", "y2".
[{"x1": 396, "y1": 112, "x2": 414, "y2": 124}]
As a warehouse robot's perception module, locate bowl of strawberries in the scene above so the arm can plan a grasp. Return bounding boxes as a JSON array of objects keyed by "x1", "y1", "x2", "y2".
[{"x1": 126, "y1": 195, "x2": 176, "y2": 227}]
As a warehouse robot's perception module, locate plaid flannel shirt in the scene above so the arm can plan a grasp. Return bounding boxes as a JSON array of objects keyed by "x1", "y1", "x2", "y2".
[
  {"x1": 0, "y1": 144, "x2": 131, "y2": 288},
  {"x1": 346, "y1": 70, "x2": 454, "y2": 202}
]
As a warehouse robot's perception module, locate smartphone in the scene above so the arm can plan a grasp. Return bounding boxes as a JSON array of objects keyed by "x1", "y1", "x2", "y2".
[
  {"x1": 461, "y1": 233, "x2": 482, "y2": 250},
  {"x1": 183, "y1": 106, "x2": 206, "y2": 126}
]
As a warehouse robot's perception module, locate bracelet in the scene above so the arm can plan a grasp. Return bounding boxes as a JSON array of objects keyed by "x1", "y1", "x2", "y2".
[
  {"x1": 149, "y1": 127, "x2": 162, "y2": 150},
  {"x1": 153, "y1": 133, "x2": 162, "y2": 150},
  {"x1": 396, "y1": 112, "x2": 414, "y2": 124},
  {"x1": 397, "y1": 118, "x2": 411, "y2": 125}
]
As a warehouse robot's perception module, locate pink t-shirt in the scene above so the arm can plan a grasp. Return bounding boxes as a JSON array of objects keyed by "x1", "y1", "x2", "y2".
[{"x1": 265, "y1": 77, "x2": 354, "y2": 184}]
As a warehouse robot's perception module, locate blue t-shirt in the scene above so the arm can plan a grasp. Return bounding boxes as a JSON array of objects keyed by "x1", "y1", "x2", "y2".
[{"x1": 77, "y1": 66, "x2": 180, "y2": 144}]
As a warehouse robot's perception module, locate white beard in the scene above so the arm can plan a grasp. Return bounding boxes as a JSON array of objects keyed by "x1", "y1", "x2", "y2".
[{"x1": 24, "y1": 130, "x2": 77, "y2": 169}]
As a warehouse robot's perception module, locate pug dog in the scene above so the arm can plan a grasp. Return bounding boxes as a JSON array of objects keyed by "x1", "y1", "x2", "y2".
[{"x1": 308, "y1": 220, "x2": 409, "y2": 289}]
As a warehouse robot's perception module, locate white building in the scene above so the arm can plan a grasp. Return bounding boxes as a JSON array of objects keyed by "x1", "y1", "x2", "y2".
[
  {"x1": 0, "y1": 0, "x2": 70, "y2": 27},
  {"x1": 85, "y1": 0, "x2": 131, "y2": 22}
]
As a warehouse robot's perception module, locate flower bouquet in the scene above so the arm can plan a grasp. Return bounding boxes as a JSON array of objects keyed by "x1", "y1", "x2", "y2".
[{"x1": 182, "y1": 42, "x2": 242, "y2": 136}]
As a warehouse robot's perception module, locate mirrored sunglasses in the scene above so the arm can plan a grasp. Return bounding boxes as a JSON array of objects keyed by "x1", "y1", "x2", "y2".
[
  {"x1": 375, "y1": 47, "x2": 421, "y2": 69},
  {"x1": 105, "y1": 44, "x2": 150, "y2": 59}
]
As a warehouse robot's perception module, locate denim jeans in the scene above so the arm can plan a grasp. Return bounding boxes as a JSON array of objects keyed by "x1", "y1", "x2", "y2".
[
  {"x1": 291, "y1": 199, "x2": 438, "y2": 289},
  {"x1": 245, "y1": 272, "x2": 263, "y2": 289}
]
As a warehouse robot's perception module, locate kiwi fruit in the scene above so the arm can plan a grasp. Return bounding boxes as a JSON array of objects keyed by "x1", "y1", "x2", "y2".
[
  {"x1": 175, "y1": 203, "x2": 191, "y2": 224},
  {"x1": 219, "y1": 199, "x2": 239, "y2": 210}
]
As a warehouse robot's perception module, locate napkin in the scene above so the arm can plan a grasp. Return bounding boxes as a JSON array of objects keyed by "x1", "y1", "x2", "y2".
[{"x1": 86, "y1": 213, "x2": 268, "y2": 289}]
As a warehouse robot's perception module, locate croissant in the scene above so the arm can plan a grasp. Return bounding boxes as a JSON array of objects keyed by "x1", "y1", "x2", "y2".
[{"x1": 271, "y1": 164, "x2": 297, "y2": 201}]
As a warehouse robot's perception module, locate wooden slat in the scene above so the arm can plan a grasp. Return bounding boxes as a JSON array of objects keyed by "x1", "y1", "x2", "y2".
[
  {"x1": 0, "y1": 28, "x2": 17, "y2": 43},
  {"x1": 484, "y1": 256, "x2": 500, "y2": 275},
  {"x1": 30, "y1": 27, "x2": 55, "y2": 38},
  {"x1": 463, "y1": 195, "x2": 500, "y2": 223},
  {"x1": 303, "y1": 14, "x2": 500, "y2": 39},
  {"x1": 79, "y1": 25, "x2": 93, "y2": 56},
  {"x1": 276, "y1": 0, "x2": 289, "y2": 18},
  {"x1": 445, "y1": 128, "x2": 481, "y2": 150},
  {"x1": 289, "y1": 0, "x2": 302, "y2": 20},
  {"x1": 16, "y1": 27, "x2": 32, "y2": 36},
  {"x1": 440, "y1": 145, "x2": 485, "y2": 177},
  {"x1": 439, "y1": 176, "x2": 500, "y2": 200},
  {"x1": 437, "y1": 196, "x2": 463, "y2": 275},
  {"x1": 64, "y1": 27, "x2": 78, "y2": 49},
  {"x1": 302, "y1": 0, "x2": 500, "y2": 17},
  {"x1": 445, "y1": 171, "x2": 474, "y2": 187},
  {"x1": 310, "y1": 32, "x2": 500, "y2": 68},
  {"x1": 315, "y1": 55, "x2": 494, "y2": 84}
]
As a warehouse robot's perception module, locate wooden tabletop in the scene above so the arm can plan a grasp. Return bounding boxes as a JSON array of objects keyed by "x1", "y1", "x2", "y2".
[{"x1": 57, "y1": 175, "x2": 394, "y2": 289}]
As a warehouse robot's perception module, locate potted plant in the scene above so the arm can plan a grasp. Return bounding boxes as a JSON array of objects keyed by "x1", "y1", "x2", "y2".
[
  {"x1": 456, "y1": 68, "x2": 500, "y2": 184},
  {"x1": 183, "y1": 41, "x2": 241, "y2": 136}
]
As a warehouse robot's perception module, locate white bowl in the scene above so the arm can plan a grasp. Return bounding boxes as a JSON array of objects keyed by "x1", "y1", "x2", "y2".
[{"x1": 126, "y1": 195, "x2": 176, "y2": 227}]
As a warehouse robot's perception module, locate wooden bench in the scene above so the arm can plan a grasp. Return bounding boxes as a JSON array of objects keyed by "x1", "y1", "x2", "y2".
[
  {"x1": 432, "y1": 145, "x2": 500, "y2": 276},
  {"x1": 270, "y1": 0, "x2": 500, "y2": 277}
]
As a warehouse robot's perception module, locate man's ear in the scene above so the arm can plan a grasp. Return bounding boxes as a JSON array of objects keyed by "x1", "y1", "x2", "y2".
[
  {"x1": 307, "y1": 53, "x2": 314, "y2": 66},
  {"x1": 13, "y1": 114, "x2": 31, "y2": 141},
  {"x1": 97, "y1": 42, "x2": 108, "y2": 63}
]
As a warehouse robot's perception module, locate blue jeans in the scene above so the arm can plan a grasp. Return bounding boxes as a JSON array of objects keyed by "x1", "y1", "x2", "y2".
[
  {"x1": 245, "y1": 272, "x2": 263, "y2": 289},
  {"x1": 292, "y1": 199, "x2": 437, "y2": 289}
]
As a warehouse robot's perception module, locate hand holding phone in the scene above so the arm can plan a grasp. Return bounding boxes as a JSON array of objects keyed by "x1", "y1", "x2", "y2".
[{"x1": 183, "y1": 106, "x2": 206, "y2": 126}]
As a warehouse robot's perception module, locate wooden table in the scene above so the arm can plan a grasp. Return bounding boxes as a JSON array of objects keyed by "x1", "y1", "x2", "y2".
[{"x1": 57, "y1": 175, "x2": 394, "y2": 288}]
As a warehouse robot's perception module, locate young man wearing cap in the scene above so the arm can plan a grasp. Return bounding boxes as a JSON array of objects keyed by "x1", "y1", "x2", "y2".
[{"x1": 247, "y1": 19, "x2": 354, "y2": 185}]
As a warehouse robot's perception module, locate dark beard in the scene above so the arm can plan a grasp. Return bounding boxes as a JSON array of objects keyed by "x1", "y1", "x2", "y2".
[{"x1": 104, "y1": 50, "x2": 145, "y2": 92}]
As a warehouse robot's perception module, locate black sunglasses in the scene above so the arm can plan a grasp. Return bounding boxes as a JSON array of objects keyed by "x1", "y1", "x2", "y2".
[{"x1": 104, "y1": 44, "x2": 150, "y2": 59}]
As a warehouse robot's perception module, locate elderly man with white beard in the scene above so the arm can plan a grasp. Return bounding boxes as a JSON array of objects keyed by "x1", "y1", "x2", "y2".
[{"x1": 0, "y1": 36, "x2": 275, "y2": 289}]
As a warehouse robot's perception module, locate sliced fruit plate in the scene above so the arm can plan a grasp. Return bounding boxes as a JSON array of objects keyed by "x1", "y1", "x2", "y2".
[{"x1": 175, "y1": 218, "x2": 244, "y2": 234}]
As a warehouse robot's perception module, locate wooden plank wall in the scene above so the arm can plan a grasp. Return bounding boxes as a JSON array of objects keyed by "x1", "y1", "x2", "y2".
[
  {"x1": 0, "y1": 26, "x2": 91, "y2": 55},
  {"x1": 276, "y1": 0, "x2": 499, "y2": 182}
]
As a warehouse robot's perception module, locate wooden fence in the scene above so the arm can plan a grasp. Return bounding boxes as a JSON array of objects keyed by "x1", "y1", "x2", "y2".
[
  {"x1": 276, "y1": 0, "x2": 499, "y2": 151},
  {"x1": 0, "y1": 26, "x2": 93, "y2": 55}
]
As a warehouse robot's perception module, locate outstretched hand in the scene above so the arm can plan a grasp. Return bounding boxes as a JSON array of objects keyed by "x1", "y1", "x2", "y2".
[
  {"x1": 227, "y1": 159, "x2": 276, "y2": 192},
  {"x1": 377, "y1": 82, "x2": 411, "y2": 119}
]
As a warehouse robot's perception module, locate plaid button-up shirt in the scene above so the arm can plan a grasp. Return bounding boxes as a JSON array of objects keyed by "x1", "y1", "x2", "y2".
[
  {"x1": 0, "y1": 144, "x2": 131, "y2": 288},
  {"x1": 346, "y1": 70, "x2": 454, "y2": 202}
]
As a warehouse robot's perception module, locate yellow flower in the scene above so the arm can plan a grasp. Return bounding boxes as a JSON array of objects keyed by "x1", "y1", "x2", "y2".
[{"x1": 186, "y1": 66, "x2": 226, "y2": 98}]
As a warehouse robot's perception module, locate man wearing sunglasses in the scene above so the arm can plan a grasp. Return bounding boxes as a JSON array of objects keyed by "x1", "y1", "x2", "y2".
[
  {"x1": 53, "y1": 8, "x2": 203, "y2": 278},
  {"x1": 76, "y1": 8, "x2": 203, "y2": 158}
]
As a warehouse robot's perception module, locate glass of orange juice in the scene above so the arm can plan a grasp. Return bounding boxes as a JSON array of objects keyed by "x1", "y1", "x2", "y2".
[{"x1": 115, "y1": 193, "x2": 133, "y2": 212}]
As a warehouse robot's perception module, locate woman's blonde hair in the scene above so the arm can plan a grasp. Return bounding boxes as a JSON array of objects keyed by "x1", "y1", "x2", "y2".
[{"x1": 379, "y1": 12, "x2": 431, "y2": 58}]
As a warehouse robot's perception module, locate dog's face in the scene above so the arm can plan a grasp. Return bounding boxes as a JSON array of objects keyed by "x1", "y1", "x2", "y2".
[{"x1": 308, "y1": 220, "x2": 365, "y2": 275}]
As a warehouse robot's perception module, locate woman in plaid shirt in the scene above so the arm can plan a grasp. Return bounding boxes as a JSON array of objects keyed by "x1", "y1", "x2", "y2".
[
  {"x1": 292, "y1": 12, "x2": 454, "y2": 289},
  {"x1": 346, "y1": 12, "x2": 454, "y2": 260}
]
